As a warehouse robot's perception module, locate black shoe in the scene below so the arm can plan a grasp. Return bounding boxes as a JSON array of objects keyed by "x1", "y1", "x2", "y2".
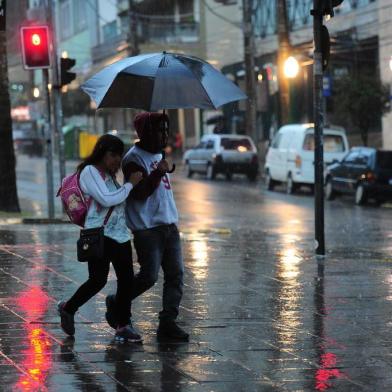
[
  {"x1": 115, "y1": 323, "x2": 143, "y2": 343},
  {"x1": 105, "y1": 294, "x2": 117, "y2": 330},
  {"x1": 57, "y1": 301, "x2": 75, "y2": 336},
  {"x1": 157, "y1": 320, "x2": 189, "y2": 341}
]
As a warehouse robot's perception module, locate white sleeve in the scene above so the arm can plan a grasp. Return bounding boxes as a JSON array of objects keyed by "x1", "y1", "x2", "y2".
[{"x1": 79, "y1": 166, "x2": 132, "y2": 208}]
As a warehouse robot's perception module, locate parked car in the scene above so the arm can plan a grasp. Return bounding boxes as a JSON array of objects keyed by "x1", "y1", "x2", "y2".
[
  {"x1": 183, "y1": 134, "x2": 259, "y2": 181},
  {"x1": 12, "y1": 121, "x2": 44, "y2": 157},
  {"x1": 325, "y1": 147, "x2": 392, "y2": 205},
  {"x1": 265, "y1": 124, "x2": 349, "y2": 193}
]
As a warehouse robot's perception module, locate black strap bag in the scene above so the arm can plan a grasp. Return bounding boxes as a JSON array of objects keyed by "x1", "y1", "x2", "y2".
[{"x1": 77, "y1": 207, "x2": 114, "y2": 262}]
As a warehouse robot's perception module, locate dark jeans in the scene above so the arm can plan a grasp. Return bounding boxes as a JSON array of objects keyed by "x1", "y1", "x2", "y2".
[
  {"x1": 65, "y1": 237, "x2": 134, "y2": 327},
  {"x1": 131, "y1": 224, "x2": 184, "y2": 321}
]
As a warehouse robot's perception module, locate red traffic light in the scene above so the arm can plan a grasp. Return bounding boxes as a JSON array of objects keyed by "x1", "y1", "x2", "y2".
[
  {"x1": 31, "y1": 34, "x2": 41, "y2": 46},
  {"x1": 21, "y1": 26, "x2": 51, "y2": 70}
]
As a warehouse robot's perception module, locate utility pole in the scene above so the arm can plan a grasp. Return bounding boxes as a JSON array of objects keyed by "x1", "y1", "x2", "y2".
[
  {"x1": 312, "y1": 0, "x2": 325, "y2": 256},
  {"x1": 128, "y1": 0, "x2": 139, "y2": 56},
  {"x1": 47, "y1": 0, "x2": 66, "y2": 185},
  {"x1": 242, "y1": 0, "x2": 257, "y2": 142},
  {"x1": 43, "y1": 69, "x2": 55, "y2": 219},
  {"x1": 276, "y1": 0, "x2": 290, "y2": 126}
]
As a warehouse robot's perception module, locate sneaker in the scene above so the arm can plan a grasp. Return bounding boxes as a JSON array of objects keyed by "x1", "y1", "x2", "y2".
[
  {"x1": 157, "y1": 320, "x2": 189, "y2": 341},
  {"x1": 105, "y1": 294, "x2": 117, "y2": 330},
  {"x1": 115, "y1": 323, "x2": 143, "y2": 343},
  {"x1": 57, "y1": 301, "x2": 75, "y2": 336}
]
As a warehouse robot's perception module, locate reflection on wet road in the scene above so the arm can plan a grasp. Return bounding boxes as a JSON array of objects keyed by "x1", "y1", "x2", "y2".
[{"x1": 1, "y1": 165, "x2": 392, "y2": 390}]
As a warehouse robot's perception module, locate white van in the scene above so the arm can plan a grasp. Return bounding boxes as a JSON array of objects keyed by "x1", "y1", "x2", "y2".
[{"x1": 265, "y1": 124, "x2": 349, "y2": 193}]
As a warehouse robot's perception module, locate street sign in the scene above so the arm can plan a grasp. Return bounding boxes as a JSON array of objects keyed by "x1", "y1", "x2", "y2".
[{"x1": 0, "y1": 0, "x2": 6, "y2": 32}]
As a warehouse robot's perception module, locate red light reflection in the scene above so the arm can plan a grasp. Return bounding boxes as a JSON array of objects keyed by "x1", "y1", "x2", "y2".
[
  {"x1": 315, "y1": 352, "x2": 345, "y2": 391},
  {"x1": 15, "y1": 286, "x2": 53, "y2": 391}
]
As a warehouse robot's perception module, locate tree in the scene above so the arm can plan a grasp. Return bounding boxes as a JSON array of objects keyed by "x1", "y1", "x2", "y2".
[
  {"x1": 0, "y1": 29, "x2": 20, "y2": 212},
  {"x1": 276, "y1": 0, "x2": 291, "y2": 125},
  {"x1": 333, "y1": 73, "x2": 390, "y2": 146}
]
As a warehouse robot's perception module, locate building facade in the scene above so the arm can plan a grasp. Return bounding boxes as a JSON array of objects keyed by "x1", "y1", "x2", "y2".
[
  {"x1": 249, "y1": 0, "x2": 391, "y2": 147},
  {"x1": 85, "y1": 0, "x2": 205, "y2": 149}
]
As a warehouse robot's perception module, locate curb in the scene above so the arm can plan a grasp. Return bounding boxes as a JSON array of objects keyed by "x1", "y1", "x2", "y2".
[{"x1": 22, "y1": 218, "x2": 71, "y2": 225}]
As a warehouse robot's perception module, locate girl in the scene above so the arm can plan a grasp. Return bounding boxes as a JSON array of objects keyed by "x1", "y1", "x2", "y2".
[{"x1": 58, "y1": 134, "x2": 142, "y2": 342}]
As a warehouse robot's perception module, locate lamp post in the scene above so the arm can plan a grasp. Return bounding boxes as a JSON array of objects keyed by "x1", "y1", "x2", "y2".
[
  {"x1": 284, "y1": 56, "x2": 313, "y2": 122},
  {"x1": 284, "y1": 56, "x2": 300, "y2": 79}
]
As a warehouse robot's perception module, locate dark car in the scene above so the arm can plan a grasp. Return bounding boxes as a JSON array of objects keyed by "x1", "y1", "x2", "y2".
[
  {"x1": 12, "y1": 121, "x2": 44, "y2": 157},
  {"x1": 325, "y1": 147, "x2": 392, "y2": 205}
]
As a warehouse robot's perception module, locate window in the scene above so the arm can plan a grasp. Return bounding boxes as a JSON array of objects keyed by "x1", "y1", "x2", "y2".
[
  {"x1": 60, "y1": 0, "x2": 72, "y2": 39},
  {"x1": 303, "y1": 134, "x2": 345, "y2": 153},
  {"x1": 344, "y1": 151, "x2": 360, "y2": 163},
  {"x1": 196, "y1": 141, "x2": 206, "y2": 149},
  {"x1": 206, "y1": 140, "x2": 215, "y2": 149},
  {"x1": 103, "y1": 21, "x2": 118, "y2": 42},
  {"x1": 221, "y1": 138, "x2": 252, "y2": 151},
  {"x1": 73, "y1": 1, "x2": 87, "y2": 33}
]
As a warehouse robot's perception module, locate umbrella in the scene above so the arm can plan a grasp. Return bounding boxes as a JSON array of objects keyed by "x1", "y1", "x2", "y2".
[{"x1": 81, "y1": 52, "x2": 247, "y2": 111}]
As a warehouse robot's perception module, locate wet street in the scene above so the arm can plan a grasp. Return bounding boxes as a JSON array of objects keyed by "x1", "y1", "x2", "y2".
[{"x1": 1, "y1": 157, "x2": 392, "y2": 391}]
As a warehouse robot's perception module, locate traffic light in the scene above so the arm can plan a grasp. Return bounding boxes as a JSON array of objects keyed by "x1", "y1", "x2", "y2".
[
  {"x1": 323, "y1": 0, "x2": 344, "y2": 17},
  {"x1": 21, "y1": 26, "x2": 51, "y2": 70},
  {"x1": 60, "y1": 57, "x2": 76, "y2": 86},
  {"x1": 321, "y1": 25, "x2": 330, "y2": 70}
]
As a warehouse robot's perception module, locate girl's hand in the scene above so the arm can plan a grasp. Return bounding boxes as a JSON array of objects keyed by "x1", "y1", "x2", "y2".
[
  {"x1": 128, "y1": 171, "x2": 143, "y2": 186},
  {"x1": 157, "y1": 159, "x2": 170, "y2": 174}
]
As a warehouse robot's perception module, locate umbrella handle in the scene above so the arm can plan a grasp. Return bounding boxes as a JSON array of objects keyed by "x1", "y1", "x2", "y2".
[{"x1": 162, "y1": 150, "x2": 176, "y2": 173}]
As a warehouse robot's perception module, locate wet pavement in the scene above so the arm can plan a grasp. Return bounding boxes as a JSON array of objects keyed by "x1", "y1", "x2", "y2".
[{"x1": 1, "y1": 157, "x2": 392, "y2": 390}]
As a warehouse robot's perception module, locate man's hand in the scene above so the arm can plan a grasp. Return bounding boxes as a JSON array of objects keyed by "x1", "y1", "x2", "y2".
[
  {"x1": 128, "y1": 171, "x2": 143, "y2": 186},
  {"x1": 157, "y1": 159, "x2": 170, "y2": 174}
]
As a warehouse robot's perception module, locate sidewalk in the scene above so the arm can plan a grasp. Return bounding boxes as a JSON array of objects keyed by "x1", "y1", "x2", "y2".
[
  {"x1": 2, "y1": 170, "x2": 392, "y2": 390},
  {"x1": 1, "y1": 223, "x2": 392, "y2": 391}
]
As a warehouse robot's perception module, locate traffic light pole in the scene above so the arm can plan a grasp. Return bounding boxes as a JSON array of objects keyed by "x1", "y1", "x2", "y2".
[
  {"x1": 43, "y1": 69, "x2": 55, "y2": 219},
  {"x1": 47, "y1": 0, "x2": 66, "y2": 186},
  {"x1": 242, "y1": 0, "x2": 258, "y2": 142},
  {"x1": 312, "y1": 0, "x2": 325, "y2": 256}
]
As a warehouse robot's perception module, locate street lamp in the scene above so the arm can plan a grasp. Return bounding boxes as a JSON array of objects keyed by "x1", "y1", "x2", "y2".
[
  {"x1": 389, "y1": 56, "x2": 392, "y2": 72},
  {"x1": 284, "y1": 56, "x2": 300, "y2": 79}
]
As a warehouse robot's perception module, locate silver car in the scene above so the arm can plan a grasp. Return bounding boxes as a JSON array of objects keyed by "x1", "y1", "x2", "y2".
[{"x1": 183, "y1": 134, "x2": 259, "y2": 181}]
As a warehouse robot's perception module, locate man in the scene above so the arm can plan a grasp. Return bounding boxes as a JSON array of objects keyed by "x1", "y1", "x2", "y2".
[{"x1": 105, "y1": 112, "x2": 189, "y2": 341}]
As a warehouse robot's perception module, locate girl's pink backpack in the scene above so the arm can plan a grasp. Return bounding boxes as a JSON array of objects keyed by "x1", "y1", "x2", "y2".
[{"x1": 57, "y1": 172, "x2": 91, "y2": 227}]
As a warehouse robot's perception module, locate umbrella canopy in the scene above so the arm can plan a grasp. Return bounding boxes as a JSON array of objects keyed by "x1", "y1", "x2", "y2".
[{"x1": 81, "y1": 52, "x2": 247, "y2": 111}]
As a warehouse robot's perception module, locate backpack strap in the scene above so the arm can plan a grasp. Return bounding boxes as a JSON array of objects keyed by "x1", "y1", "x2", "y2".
[{"x1": 103, "y1": 207, "x2": 115, "y2": 226}]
